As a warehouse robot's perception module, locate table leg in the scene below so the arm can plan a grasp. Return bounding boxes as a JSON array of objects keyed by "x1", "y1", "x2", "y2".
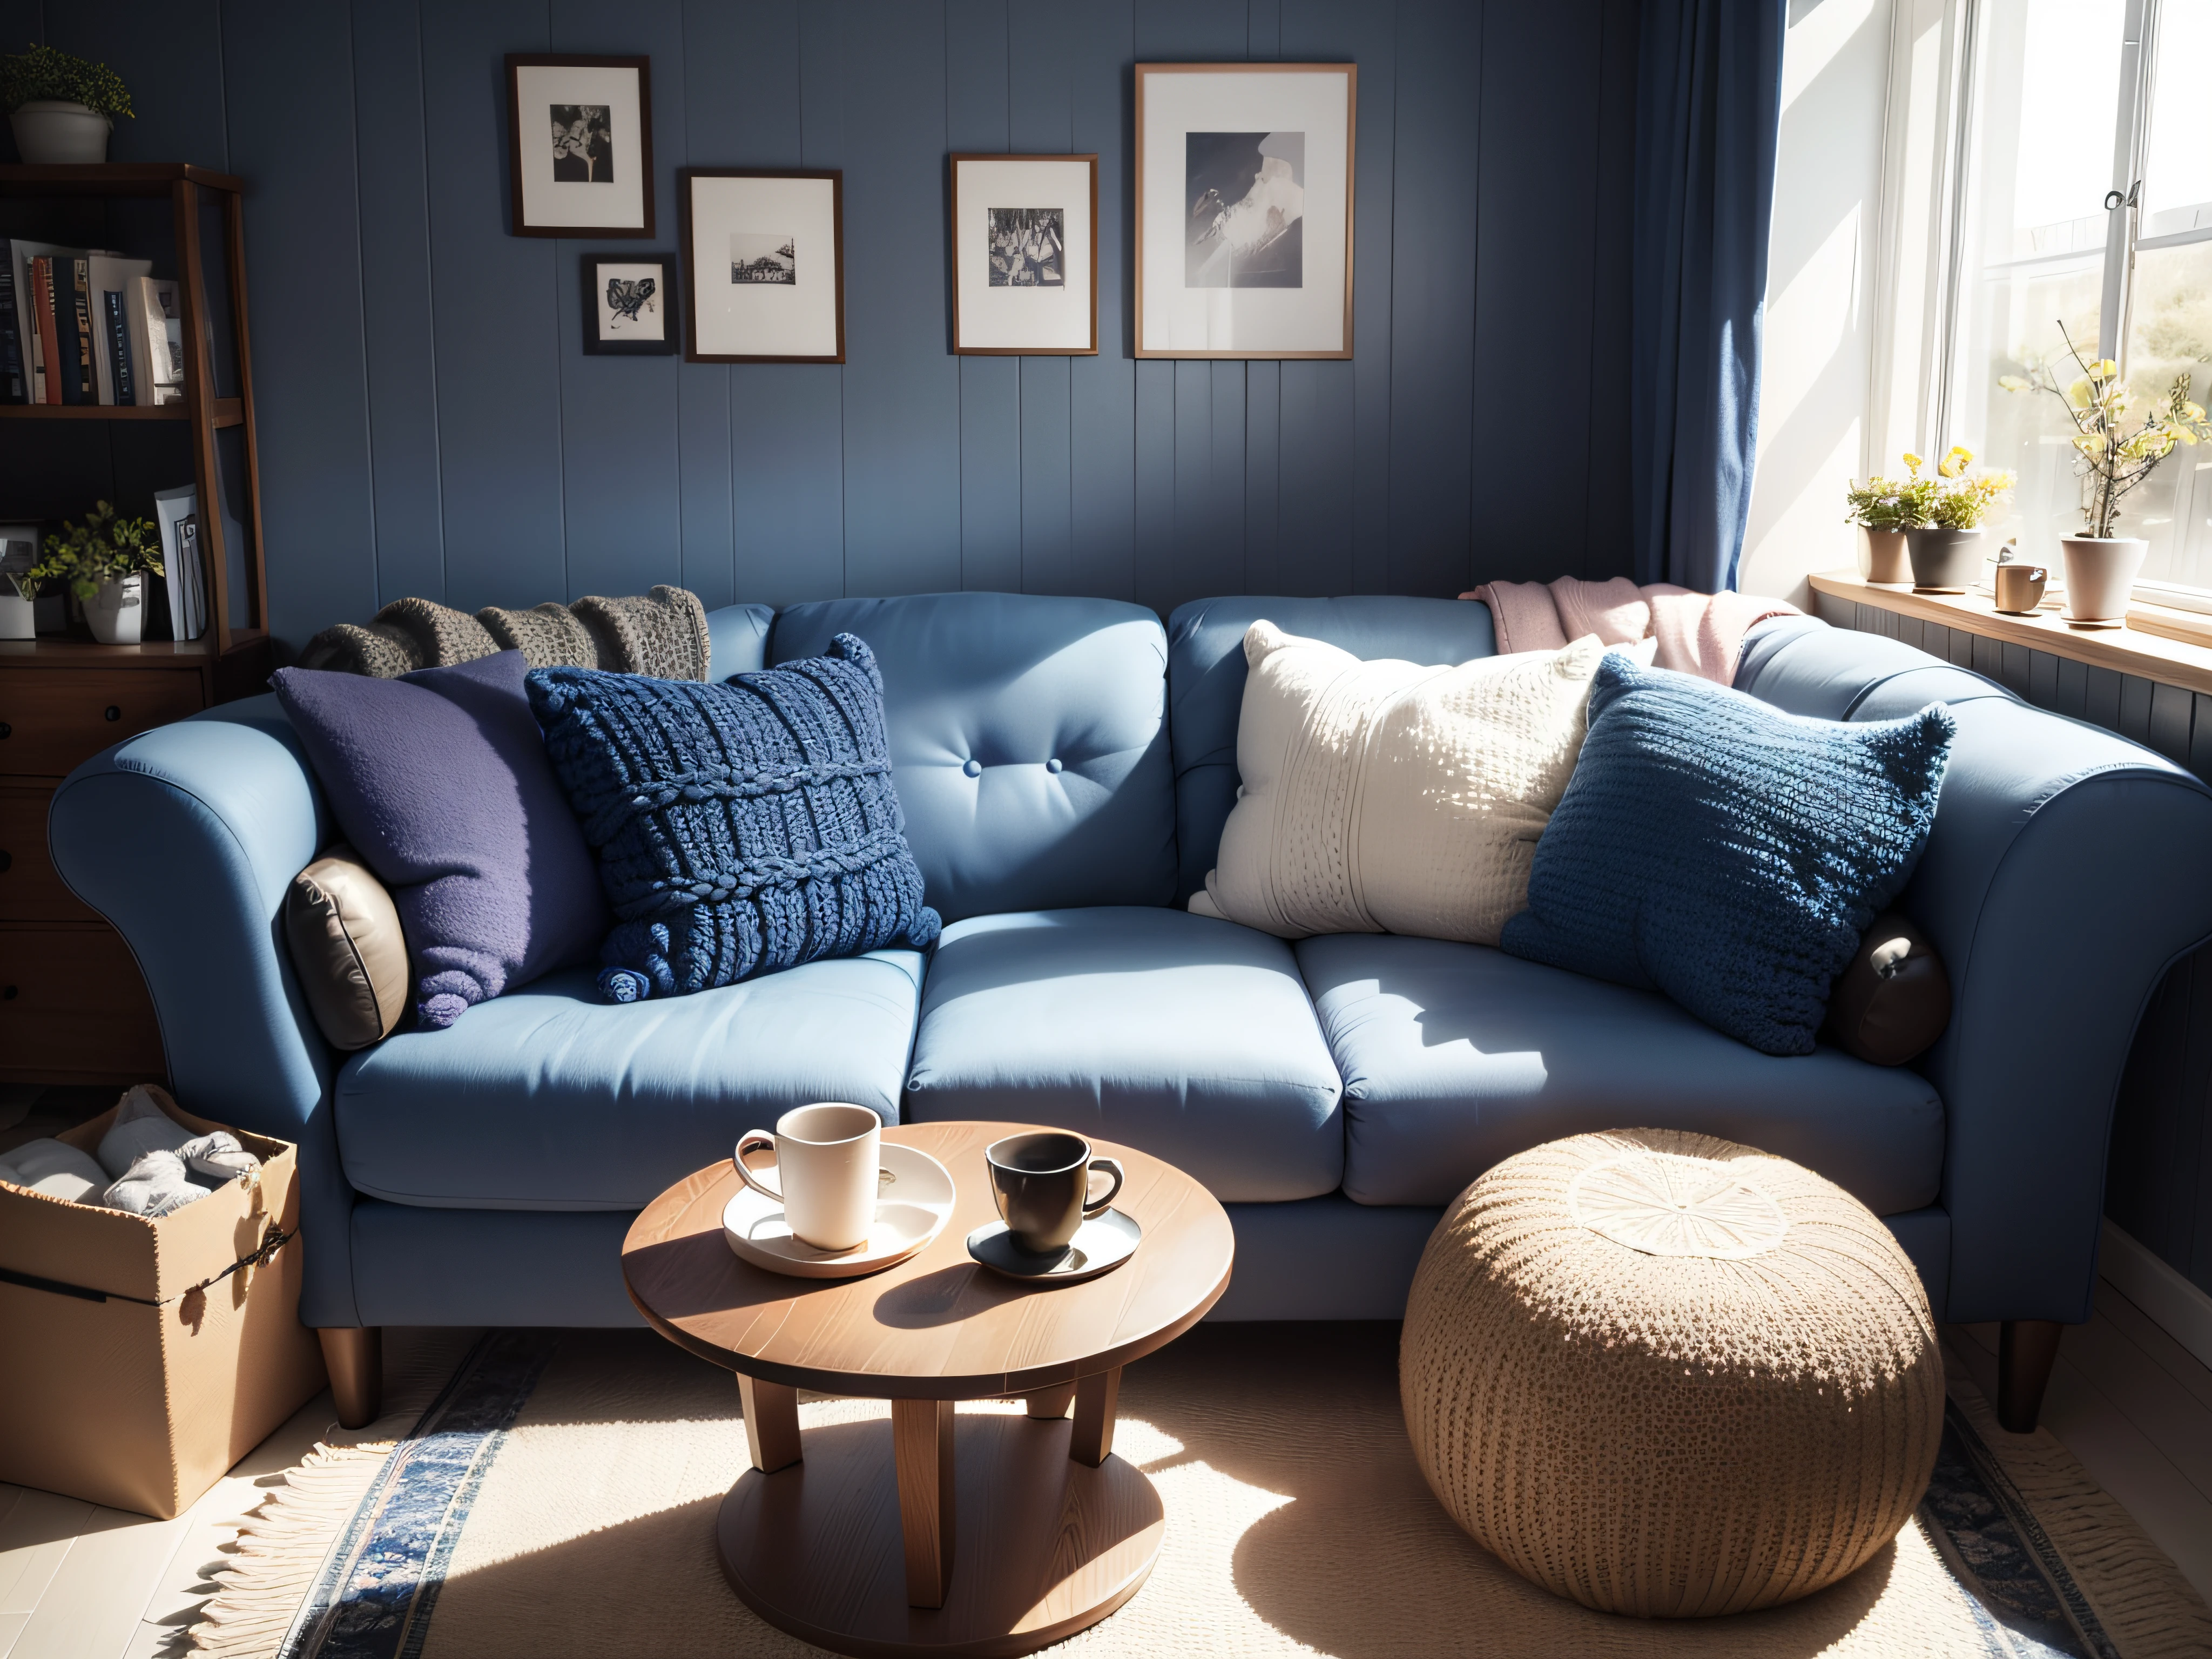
[
  {"x1": 738, "y1": 1374, "x2": 801, "y2": 1474},
  {"x1": 1070, "y1": 1368, "x2": 1121, "y2": 1467},
  {"x1": 1024, "y1": 1382, "x2": 1077, "y2": 1420},
  {"x1": 893, "y1": 1399, "x2": 957, "y2": 1608}
]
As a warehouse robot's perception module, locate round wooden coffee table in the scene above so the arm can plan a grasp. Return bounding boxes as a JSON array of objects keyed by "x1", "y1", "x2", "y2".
[{"x1": 621, "y1": 1121, "x2": 1234, "y2": 1659}]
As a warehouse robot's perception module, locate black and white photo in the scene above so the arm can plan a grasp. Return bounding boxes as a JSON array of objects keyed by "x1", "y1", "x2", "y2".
[
  {"x1": 730, "y1": 233, "x2": 796, "y2": 285},
  {"x1": 682, "y1": 170, "x2": 844, "y2": 362},
  {"x1": 1136, "y1": 64, "x2": 1355, "y2": 358},
  {"x1": 1184, "y1": 132, "x2": 1303, "y2": 288},
  {"x1": 583, "y1": 253, "x2": 678, "y2": 354},
  {"x1": 951, "y1": 156, "x2": 1097, "y2": 353},
  {"x1": 549, "y1": 104, "x2": 612, "y2": 183},
  {"x1": 988, "y1": 208, "x2": 1064, "y2": 287},
  {"x1": 508, "y1": 56, "x2": 653, "y2": 237}
]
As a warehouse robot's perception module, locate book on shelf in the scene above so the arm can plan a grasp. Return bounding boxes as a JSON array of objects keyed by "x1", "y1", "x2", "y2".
[
  {"x1": 130, "y1": 277, "x2": 183, "y2": 406},
  {"x1": 0, "y1": 249, "x2": 23, "y2": 404},
  {"x1": 152, "y1": 484, "x2": 205, "y2": 642},
  {"x1": 59, "y1": 256, "x2": 95, "y2": 405},
  {"x1": 103, "y1": 291, "x2": 134, "y2": 406},
  {"x1": 86, "y1": 255, "x2": 151, "y2": 405},
  {"x1": 0, "y1": 239, "x2": 97, "y2": 404},
  {"x1": 28, "y1": 259, "x2": 61, "y2": 406}
]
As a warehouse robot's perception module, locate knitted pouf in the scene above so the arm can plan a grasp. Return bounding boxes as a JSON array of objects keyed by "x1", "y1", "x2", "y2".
[{"x1": 1400, "y1": 1128, "x2": 1943, "y2": 1618}]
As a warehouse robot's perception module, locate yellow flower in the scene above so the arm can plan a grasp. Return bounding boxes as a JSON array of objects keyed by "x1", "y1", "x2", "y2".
[
  {"x1": 2075, "y1": 432, "x2": 2107, "y2": 454},
  {"x1": 2187, "y1": 402, "x2": 2206, "y2": 422},
  {"x1": 2067, "y1": 379, "x2": 2092, "y2": 408},
  {"x1": 1939, "y1": 446, "x2": 1972, "y2": 478},
  {"x1": 1901, "y1": 452, "x2": 1924, "y2": 471},
  {"x1": 2091, "y1": 358, "x2": 2120, "y2": 379}
]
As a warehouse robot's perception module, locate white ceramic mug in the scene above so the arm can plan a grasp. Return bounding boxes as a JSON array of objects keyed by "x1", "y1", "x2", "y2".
[{"x1": 734, "y1": 1103, "x2": 882, "y2": 1252}]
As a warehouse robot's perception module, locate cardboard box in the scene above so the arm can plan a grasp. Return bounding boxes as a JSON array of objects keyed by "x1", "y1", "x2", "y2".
[{"x1": 0, "y1": 1088, "x2": 328, "y2": 1518}]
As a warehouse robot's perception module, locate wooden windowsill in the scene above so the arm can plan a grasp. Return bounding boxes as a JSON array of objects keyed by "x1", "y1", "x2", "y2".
[{"x1": 1808, "y1": 569, "x2": 2212, "y2": 697}]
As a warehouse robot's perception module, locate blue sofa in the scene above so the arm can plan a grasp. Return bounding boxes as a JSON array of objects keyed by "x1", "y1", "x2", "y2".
[{"x1": 50, "y1": 592, "x2": 2212, "y2": 1431}]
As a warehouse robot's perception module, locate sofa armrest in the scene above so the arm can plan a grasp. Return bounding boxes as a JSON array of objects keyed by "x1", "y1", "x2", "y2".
[
  {"x1": 1893, "y1": 696, "x2": 2212, "y2": 1323},
  {"x1": 49, "y1": 694, "x2": 360, "y2": 1326}
]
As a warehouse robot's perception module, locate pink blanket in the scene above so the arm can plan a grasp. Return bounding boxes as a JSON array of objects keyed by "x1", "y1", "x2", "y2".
[{"x1": 1459, "y1": 577, "x2": 1798, "y2": 685}]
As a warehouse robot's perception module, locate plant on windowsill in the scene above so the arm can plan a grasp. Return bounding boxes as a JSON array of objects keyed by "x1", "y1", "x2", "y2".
[
  {"x1": 2001, "y1": 325, "x2": 2212, "y2": 626},
  {"x1": 26, "y1": 501, "x2": 163, "y2": 644},
  {"x1": 1904, "y1": 447, "x2": 2014, "y2": 592},
  {"x1": 1, "y1": 42, "x2": 134, "y2": 165},
  {"x1": 1843, "y1": 468, "x2": 1922, "y2": 584}
]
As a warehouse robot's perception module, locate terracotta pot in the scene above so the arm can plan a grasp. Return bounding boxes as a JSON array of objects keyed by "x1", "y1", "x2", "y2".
[
  {"x1": 8, "y1": 100, "x2": 112, "y2": 165},
  {"x1": 86, "y1": 575, "x2": 143, "y2": 645},
  {"x1": 1862, "y1": 528, "x2": 1911, "y2": 584},
  {"x1": 1905, "y1": 526, "x2": 1985, "y2": 592},
  {"x1": 2059, "y1": 536, "x2": 2147, "y2": 625}
]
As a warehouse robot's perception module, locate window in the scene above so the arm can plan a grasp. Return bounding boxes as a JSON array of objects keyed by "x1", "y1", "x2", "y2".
[{"x1": 1941, "y1": 0, "x2": 2212, "y2": 596}]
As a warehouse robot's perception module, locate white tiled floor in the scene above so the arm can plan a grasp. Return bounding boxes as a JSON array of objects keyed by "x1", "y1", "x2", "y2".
[{"x1": 4, "y1": 1283, "x2": 2210, "y2": 1656}]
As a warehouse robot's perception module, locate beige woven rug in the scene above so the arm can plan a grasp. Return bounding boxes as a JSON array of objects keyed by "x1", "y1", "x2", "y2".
[{"x1": 193, "y1": 1324, "x2": 2210, "y2": 1658}]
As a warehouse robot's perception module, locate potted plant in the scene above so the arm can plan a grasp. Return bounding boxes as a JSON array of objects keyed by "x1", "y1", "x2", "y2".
[
  {"x1": 1902, "y1": 448, "x2": 2014, "y2": 591},
  {"x1": 27, "y1": 502, "x2": 162, "y2": 644},
  {"x1": 1844, "y1": 467, "x2": 1924, "y2": 583},
  {"x1": 2001, "y1": 328, "x2": 2212, "y2": 625},
  {"x1": 1, "y1": 43, "x2": 133, "y2": 165}
]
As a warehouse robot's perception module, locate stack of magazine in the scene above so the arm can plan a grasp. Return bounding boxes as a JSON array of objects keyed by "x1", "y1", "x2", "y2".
[
  {"x1": 0, "y1": 239, "x2": 183, "y2": 407},
  {"x1": 153, "y1": 484, "x2": 207, "y2": 642}
]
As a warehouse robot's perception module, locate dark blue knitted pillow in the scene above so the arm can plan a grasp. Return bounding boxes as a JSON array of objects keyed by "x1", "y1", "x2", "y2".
[
  {"x1": 1500, "y1": 653, "x2": 1955, "y2": 1056},
  {"x1": 527, "y1": 633, "x2": 940, "y2": 1002}
]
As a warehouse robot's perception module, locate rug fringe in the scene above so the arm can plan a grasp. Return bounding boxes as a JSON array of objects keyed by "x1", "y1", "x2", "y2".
[
  {"x1": 1947, "y1": 1375, "x2": 2212, "y2": 1659},
  {"x1": 187, "y1": 1331, "x2": 482, "y2": 1659}
]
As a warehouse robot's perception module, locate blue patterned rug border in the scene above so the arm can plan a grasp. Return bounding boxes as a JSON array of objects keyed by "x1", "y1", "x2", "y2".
[
  {"x1": 279, "y1": 1331, "x2": 558, "y2": 1659},
  {"x1": 1919, "y1": 1397, "x2": 2119, "y2": 1659}
]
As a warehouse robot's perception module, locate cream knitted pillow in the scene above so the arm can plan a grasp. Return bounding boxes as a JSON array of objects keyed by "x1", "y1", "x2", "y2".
[{"x1": 1192, "y1": 622, "x2": 1614, "y2": 943}]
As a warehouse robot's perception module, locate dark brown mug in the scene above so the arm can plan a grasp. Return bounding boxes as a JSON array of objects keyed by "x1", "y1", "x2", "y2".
[
  {"x1": 1993, "y1": 561, "x2": 2049, "y2": 614},
  {"x1": 985, "y1": 1131, "x2": 1125, "y2": 1257}
]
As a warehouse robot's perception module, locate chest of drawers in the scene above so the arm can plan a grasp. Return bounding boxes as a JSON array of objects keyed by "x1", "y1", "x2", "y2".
[{"x1": 1, "y1": 636, "x2": 273, "y2": 1084}]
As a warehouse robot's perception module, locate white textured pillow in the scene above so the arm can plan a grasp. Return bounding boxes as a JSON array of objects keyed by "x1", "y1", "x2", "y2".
[{"x1": 1192, "y1": 622, "x2": 1616, "y2": 944}]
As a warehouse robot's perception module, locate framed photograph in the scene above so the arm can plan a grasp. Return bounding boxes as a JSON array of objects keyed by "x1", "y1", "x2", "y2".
[
  {"x1": 1134, "y1": 63, "x2": 1356, "y2": 359},
  {"x1": 507, "y1": 55, "x2": 655, "y2": 238},
  {"x1": 680, "y1": 168, "x2": 845, "y2": 363},
  {"x1": 949, "y1": 154, "x2": 1098, "y2": 355},
  {"x1": 582, "y1": 253, "x2": 678, "y2": 355}
]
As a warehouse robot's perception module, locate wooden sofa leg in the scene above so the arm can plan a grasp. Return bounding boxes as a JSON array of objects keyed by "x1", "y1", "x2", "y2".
[
  {"x1": 1997, "y1": 1319, "x2": 2064, "y2": 1434},
  {"x1": 319, "y1": 1326, "x2": 384, "y2": 1429}
]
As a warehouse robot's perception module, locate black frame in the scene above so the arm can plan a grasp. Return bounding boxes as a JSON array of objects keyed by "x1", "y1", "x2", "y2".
[
  {"x1": 506, "y1": 54, "x2": 656, "y2": 239},
  {"x1": 679, "y1": 167, "x2": 846, "y2": 364},
  {"x1": 581, "y1": 252, "x2": 679, "y2": 355}
]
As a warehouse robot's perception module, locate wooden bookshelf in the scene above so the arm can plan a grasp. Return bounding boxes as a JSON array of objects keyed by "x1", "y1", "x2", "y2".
[{"x1": 0, "y1": 163, "x2": 272, "y2": 1085}]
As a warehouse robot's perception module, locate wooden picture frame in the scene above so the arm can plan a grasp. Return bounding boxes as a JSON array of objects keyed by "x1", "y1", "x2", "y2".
[
  {"x1": 679, "y1": 168, "x2": 846, "y2": 364},
  {"x1": 1134, "y1": 62, "x2": 1357, "y2": 360},
  {"x1": 949, "y1": 154, "x2": 1100, "y2": 356},
  {"x1": 581, "y1": 253, "x2": 679, "y2": 355},
  {"x1": 506, "y1": 55, "x2": 655, "y2": 239}
]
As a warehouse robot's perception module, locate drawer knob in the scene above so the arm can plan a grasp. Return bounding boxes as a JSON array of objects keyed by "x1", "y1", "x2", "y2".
[{"x1": 105, "y1": 705, "x2": 122, "y2": 721}]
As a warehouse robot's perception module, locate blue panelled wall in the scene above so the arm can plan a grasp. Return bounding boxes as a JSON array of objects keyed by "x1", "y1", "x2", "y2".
[{"x1": 0, "y1": 0, "x2": 1638, "y2": 654}]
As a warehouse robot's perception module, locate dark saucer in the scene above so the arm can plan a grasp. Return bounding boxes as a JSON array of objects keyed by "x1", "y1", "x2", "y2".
[{"x1": 965, "y1": 1209, "x2": 1141, "y2": 1284}]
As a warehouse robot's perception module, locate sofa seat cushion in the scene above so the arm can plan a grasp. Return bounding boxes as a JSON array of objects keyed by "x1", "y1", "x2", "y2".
[
  {"x1": 1298, "y1": 933, "x2": 1942, "y2": 1213},
  {"x1": 335, "y1": 949, "x2": 924, "y2": 1210},
  {"x1": 903, "y1": 907, "x2": 1344, "y2": 1201}
]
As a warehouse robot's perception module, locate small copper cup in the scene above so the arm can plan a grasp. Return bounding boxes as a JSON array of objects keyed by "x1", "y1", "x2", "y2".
[{"x1": 1993, "y1": 561, "x2": 2048, "y2": 614}]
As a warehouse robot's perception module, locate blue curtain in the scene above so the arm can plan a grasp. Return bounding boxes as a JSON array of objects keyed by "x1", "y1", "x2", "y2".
[{"x1": 1630, "y1": 0, "x2": 1786, "y2": 592}]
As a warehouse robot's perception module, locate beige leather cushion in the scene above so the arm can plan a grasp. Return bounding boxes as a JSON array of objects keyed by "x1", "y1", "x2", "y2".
[
  {"x1": 284, "y1": 845, "x2": 409, "y2": 1050},
  {"x1": 1193, "y1": 622, "x2": 1614, "y2": 945},
  {"x1": 1823, "y1": 909, "x2": 1952, "y2": 1065}
]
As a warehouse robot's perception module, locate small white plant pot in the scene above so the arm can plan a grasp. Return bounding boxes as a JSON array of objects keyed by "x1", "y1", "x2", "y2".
[
  {"x1": 86, "y1": 575, "x2": 144, "y2": 645},
  {"x1": 0, "y1": 592, "x2": 32, "y2": 640},
  {"x1": 8, "y1": 100, "x2": 113, "y2": 165},
  {"x1": 2059, "y1": 536, "x2": 2147, "y2": 627}
]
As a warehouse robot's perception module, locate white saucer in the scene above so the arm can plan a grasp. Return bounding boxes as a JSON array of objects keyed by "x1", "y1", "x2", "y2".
[
  {"x1": 966, "y1": 1208, "x2": 1142, "y2": 1285},
  {"x1": 722, "y1": 1142, "x2": 955, "y2": 1278}
]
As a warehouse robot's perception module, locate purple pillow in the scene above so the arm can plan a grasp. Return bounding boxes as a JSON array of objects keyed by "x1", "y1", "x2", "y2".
[{"x1": 272, "y1": 651, "x2": 608, "y2": 1029}]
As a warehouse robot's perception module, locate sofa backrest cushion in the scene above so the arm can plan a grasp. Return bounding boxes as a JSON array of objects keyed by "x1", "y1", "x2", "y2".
[
  {"x1": 705, "y1": 603, "x2": 773, "y2": 679},
  {"x1": 1166, "y1": 596, "x2": 1498, "y2": 903},
  {"x1": 1735, "y1": 617, "x2": 2015, "y2": 720},
  {"x1": 768, "y1": 592, "x2": 1176, "y2": 921}
]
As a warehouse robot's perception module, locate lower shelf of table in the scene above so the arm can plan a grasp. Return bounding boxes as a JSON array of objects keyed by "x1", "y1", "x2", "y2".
[{"x1": 716, "y1": 1410, "x2": 1164, "y2": 1659}]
